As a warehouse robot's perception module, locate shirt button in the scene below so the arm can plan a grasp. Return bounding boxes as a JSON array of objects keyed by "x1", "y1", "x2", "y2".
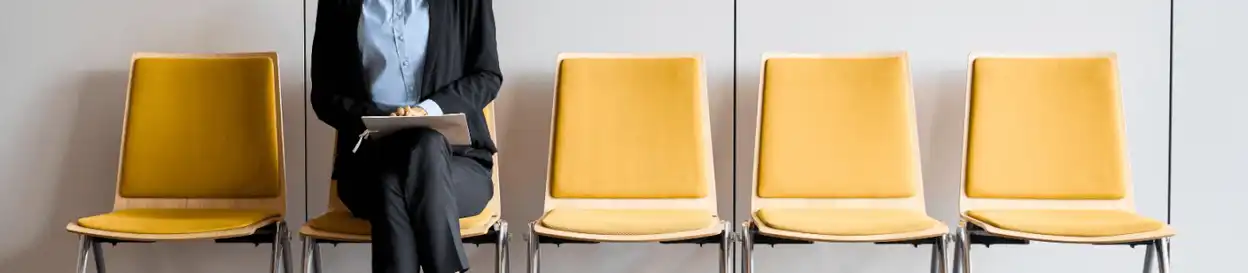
[
  {"x1": 402, "y1": 61, "x2": 409, "y2": 67},
  {"x1": 398, "y1": 36, "x2": 404, "y2": 41}
]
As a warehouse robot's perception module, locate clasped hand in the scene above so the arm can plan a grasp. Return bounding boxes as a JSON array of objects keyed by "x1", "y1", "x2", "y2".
[{"x1": 390, "y1": 106, "x2": 427, "y2": 117}]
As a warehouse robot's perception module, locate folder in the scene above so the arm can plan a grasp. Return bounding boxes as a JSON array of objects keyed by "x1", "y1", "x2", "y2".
[{"x1": 361, "y1": 113, "x2": 471, "y2": 145}]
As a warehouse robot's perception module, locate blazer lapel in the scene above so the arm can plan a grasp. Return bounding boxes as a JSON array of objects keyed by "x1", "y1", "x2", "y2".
[{"x1": 420, "y1": 0, "x2": 442, "y2": 97}]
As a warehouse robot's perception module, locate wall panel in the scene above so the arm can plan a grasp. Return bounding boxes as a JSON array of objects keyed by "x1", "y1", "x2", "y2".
[
  {"x1": 735, "y1": 0, "x2": 1170, "y2": 272},
  {"x1": 1171, "y1": 0, "x2": 1248, "y2": 271},
  {"x1": 0, "y1": 1, "x2": 306, "y2": 272}
]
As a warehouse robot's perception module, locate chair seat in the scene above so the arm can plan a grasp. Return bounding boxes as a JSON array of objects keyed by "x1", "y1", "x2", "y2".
[
  {"x1": 307, "y1": 208, "x2": 497, "y2": 236},
  {"x1": 75, "y1": 209, "x2": 279, "y2": 235},
  {"x1": 540, "y1": 209, "x2": 717, "y2": 236},
  {"x1": 755, "y1": 208, "x2": 939, "y2": 236},
  {"x1": 967, "y1": 209, "x2": 1166, "y2": 237}
]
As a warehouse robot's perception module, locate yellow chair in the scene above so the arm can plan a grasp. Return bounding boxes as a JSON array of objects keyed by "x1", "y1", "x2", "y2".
[
  {"x1": 740, "y1": 52, "x2": 949, "y2": 273},
  {"x1": 299, "y1": 104, "x2": 509, "y2": 273},
  {"x1": 65, "y1": 52, "x2": 291, "y2": 273},
  {"x1": 954, "y1": 53, "x2": 1175, "y2": 273},
  {"x1": 526, "y1": 53, "x2": 730, "y2": 273}
]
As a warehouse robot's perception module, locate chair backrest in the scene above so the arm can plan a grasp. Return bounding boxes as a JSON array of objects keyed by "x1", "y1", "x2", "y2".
[
  {"x1": 959, "y1": 53, "x2": 1134, "y2": 212},
  {"x1": 751, "y1": 52, "x2": 926, "y2": 211},
  {"x1": 327, "y1": 104, "x2": 501, "y2": 216},
  {"x1": 113, "y1": 52, "x2": 285, "y2": 213},
  {"x1": 543, "y1": 53, "x2": 717, "y2": 212}
]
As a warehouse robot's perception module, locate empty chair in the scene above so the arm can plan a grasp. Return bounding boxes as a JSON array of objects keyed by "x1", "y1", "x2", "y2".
[
  {"x1": 527, "y1": 54, "x2": 730, "y2": 273},
  {"x1": 65, "y1": 52, "x2": 292, "y2": 273},
  {"x1": 953, "y1": 53, "x2": 1175, "y2": 273},
  {"x1": 741, "y1": 52, "x2": 949, "y2": 273},
  {"x1": 299, "y1": 104, "x2": 509, "y2": 273}
]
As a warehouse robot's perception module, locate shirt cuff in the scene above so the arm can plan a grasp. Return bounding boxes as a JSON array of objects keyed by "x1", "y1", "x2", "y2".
[{"x1": 417, "y1": 99, "x2": 444, "y2": 116}]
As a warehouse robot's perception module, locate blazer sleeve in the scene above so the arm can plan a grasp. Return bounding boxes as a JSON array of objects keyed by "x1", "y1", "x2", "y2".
[
  {"x1": 310, "y1": 0, "x2": 387, "y2": 133},
  {"x1": 426, "y1": 0, "x2": 503, "y2": 114}
]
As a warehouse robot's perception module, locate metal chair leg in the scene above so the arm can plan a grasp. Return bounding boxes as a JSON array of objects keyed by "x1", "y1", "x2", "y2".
[
  {"x1": 270, "y1": 222, "x2": 284, "y2": 273},
  {"x1": 313, "y1": 240, "x2": 323, "y2": 273},
  {"x1": 302, "y1": 237, "x2": 315, "y2": 273},
  {"x1": 74, "y1": 235, "x2": 91, "y2": 273},
  {"x1": 527, "y1": 221, "x2": 541, "y2": 273},
  {"x1": 304, "y1": 237, "x2": 323, "y2": 273},
  {"x1": 90, "y1": 239, "x2": 106, "y2": 273},
  {"x1": 496, "y1": 221, "x2": 510, "y2": 273},
  {"x1": 719, "y1": 221, "x2": 732, "y2": 273},
  {"x1": 954, "y1": 227, "x2": 970, "y2": 273},
  {"x1": 740, "y1": 221, "x2": 754, "y2": 273},
  {"x1": 1143, "y1": 241, "x2": 1156, "y2": 273},
  {"x1": 280, "y1": 223, "x2": 294, "y2": 273},
  {"x1": 931, "y1": 234, "x2": 948, "y2": 273},
  {"x1": 1156, "y1": 238, "x2": 1171, "y2": 273}
]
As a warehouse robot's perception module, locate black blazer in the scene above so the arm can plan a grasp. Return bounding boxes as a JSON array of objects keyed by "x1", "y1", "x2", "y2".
[{"x1": 311, "y1": 0, "x2": 501, "y2": 179}]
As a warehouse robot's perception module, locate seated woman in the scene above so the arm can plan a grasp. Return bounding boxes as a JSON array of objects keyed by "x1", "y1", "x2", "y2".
[{"x1": 309, "y1": 0, "x2": 501, "y2": 272}]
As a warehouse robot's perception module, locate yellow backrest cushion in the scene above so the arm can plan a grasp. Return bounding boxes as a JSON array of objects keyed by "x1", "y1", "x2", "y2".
[
  {"x1": 118, "y1": 56, "x2": 282, "y2": 198},
  {"x1": 757, "y1": 56, "x2": 918, "y2": 198},
  {"x1": 550, "y1": 57, "x2": 709, "y2": 198},
  {"x1": 965, "y1": 57, "x2": 1127, "y2": 200}
]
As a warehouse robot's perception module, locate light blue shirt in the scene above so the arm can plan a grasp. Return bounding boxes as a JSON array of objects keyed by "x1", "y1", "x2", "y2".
[{"x1": 359, "y1": 0, "x2": 442, "y2": 115}]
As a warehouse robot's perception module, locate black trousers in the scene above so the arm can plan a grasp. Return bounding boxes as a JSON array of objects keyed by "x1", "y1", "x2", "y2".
[{"x1": 338, "y1": 128, "x2": 494, "y2": 273}]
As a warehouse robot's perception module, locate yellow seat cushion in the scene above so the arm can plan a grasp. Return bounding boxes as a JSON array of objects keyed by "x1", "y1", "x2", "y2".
[
  {"x1": 757, "y1": 56, "x2": 918, "y2": 199},
  {"x1": 76, "y1": 209, "x2": 278, "y2": 234},
  {"x1": 540, "y1": 209, "x2": 715, "y2": 235},
  {"x1": 756, "y1": 208, "x2": 938, "y2": 236},
  {"x1": 307, "y1": 208, "x2": 497, "y2": 236},
  {"x1": 967, "y1": 210, "x2": 1165, "y2": 237},
  {"x1": 549, "y1": 57, "x2": 710, "y2": 199}
]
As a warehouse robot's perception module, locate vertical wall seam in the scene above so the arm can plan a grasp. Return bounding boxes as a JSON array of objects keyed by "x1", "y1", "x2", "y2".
[
  {"x1": 732, "y1": 0, "x2": 739, "y2": 232},
  {"x1": 303, "y1": 0, "x2": 310, "y2": 222},
  {"x1": 1167, "y1": 0, "x2": 1174, "y2": 225}
]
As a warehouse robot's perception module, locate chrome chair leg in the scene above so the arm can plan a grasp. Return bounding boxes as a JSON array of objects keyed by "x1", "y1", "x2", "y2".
[
  {"x1": 302, "y1": 237, "x2": 315, "y2": 273},
  {"x1": 270, "y1": 222, "x2": 284, "y2": 273},
  {"x1": 931, "y1": 234, "x2": 948, "y2": 273},
  {"x1": 740, "y1": 221, "x2": 754, "y2": 273},
  {"x1": 88, "y1": 238, "x2": 106, "y2": 273},
  {"x1": 74, "y1": 235, "x2": 91, "y2": 273},
  {"x1": 719, "y1": 221, "x2": 732, "y2": 273},
  {"x1": 954, "y1": 227, "x2": 970, "y2": 273},
  {"x1": 304, "y1": 237, "x2": 323, "y2": 273},
  {"x1": 496, "y1": 221, "x2": 510, "y2": 273},
  {"x1": 527, "y1": 222, "x2": 540, "y2": 273},
  {"x1": 1156, "y1": 238, "x2": 1171, "y2": 273},
  {"x1": 280, "y1": 223, "x2": 294, "y2": 273},
  {"x1": 1143, "y1": 241, "x2": 1156, "y2": 273},
  {"x1": 312, "y1": 240, "x2": 323, "y2": 273}
]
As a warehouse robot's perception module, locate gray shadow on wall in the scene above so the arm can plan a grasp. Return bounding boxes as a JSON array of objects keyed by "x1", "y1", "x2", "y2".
[
  {"x1": 0, "y1": 70, "x2": 138, "y2": 273},
  {"x1": 495, "y1": 72, "x2": 556, "y2": 223},
  {"x1": 915, "y1": 69, "x2": 969, "y2": 222},
  {"x1": 468, "y1": 72, "x2": 556, "y2": 272}
]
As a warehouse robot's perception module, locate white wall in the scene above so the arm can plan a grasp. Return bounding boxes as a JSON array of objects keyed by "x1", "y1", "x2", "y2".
[
  {"x1": 0, "y1": 0, "x2": 1217, "y2": 272},
  {"x1": 0, "y1": 1, "x2": 306, "y2": 273},
  {"x1": 735, "y1": 0, "x2": 1170, "y2": 272},
  {"x1": 1171, "y1": 0, "x2": 1248, "y2": 271}
]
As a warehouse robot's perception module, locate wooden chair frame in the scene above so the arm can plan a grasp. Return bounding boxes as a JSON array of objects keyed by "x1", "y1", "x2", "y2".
[
  {"x1": 740, "y1": 52, "x2": 949, "y2": 273},
  {"x1": 298, "y1": 104, "x2": 510, "y2": 273},
  {"x1": 526, "y1": 53, "x2": 731, "y2": 273},
  {"x1": 952, "y1": 52, "x2": 1174, "y2": 273},
  {"x1": 65, "y1": 52, "x2": 293, "y2": 273}
]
